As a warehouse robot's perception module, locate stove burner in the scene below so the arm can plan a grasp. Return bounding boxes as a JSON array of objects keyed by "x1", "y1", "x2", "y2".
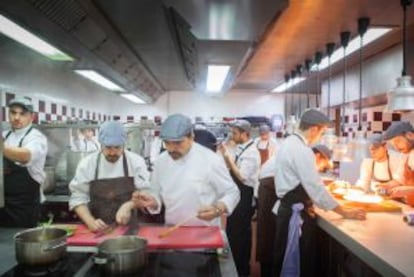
[{"x1": 16, "y1": 257, "x2": 68, "y2": 277}]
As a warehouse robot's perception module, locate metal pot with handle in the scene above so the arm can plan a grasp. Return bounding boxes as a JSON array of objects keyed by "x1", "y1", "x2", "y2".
[
  {"x1": 14, "y1": 227, "x2": 67, "y2": 266},
  {"x1": 93, "y1": 236, "x2": 148, "y2": 275}
]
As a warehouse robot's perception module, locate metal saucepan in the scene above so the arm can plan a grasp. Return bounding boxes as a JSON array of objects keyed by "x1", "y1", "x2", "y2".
[
  {"x1": 14, "y1": 227, "x2": 67, "y2": 266},
  {"x1": 93, "y1": 236, "x2": 148, "y2": 275}
]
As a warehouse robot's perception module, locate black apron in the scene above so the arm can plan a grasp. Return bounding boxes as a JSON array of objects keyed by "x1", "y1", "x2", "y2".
[
  {"x1": 256, "y1": 176, "x2": 278, "y2": 277},
  {"x1": 0, "y1": 127, "x2": 41, "y2": 227},
  {"x1": 88, "y1": 153, "x2": 135, "y2": 224},
  {"x1": 273, "y1": 134, "x2": 317, "y2": 277},
  {"x1": 226, "y1": 140, "x2": 255, "y2": 276}
]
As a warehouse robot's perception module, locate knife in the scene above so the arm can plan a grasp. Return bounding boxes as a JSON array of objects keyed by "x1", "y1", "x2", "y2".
[{"x1": 93, "y1": 223, "x2": 117, "y2": 238}]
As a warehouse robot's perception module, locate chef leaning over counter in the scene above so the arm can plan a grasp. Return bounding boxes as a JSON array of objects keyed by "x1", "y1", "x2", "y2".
[
  {"x1": 355, "y1": 133, "x2": 400, "y2": 192},
  {"x1": 132, "y1": 113, "x2": 240, "y2": 227},
  {"x1": 378, "y1": 121, "x2": 414, "y2": 204},
  {"x1": 69, "y1": 121, "x2": 156, "y2": 232},
  {"x1": 0, "y1": 97, "x2": 47, "y2": 228},
  {"x1": 272, "y1": 109, "x2": 366, "y2": 277}
]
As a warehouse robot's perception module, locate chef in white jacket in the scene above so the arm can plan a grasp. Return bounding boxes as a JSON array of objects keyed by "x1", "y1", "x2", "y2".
[
  {"x1": 69, "y1": 121, "x2": 153, "y2": 231},
  {"x1": 355, "y1": 134, "x2": 399, "y2": 192},
  {"x1": 132, "y1": 113, "x2": 240, "y2": 227}
]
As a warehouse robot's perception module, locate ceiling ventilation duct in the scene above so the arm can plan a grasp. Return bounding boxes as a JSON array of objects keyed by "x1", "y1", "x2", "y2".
[
  {"x1": 24, "y1": 0, "x2": 164, "y2": 102},
  {"x1": 166, "y1": 6, "x2": 198, "y2": 88}
]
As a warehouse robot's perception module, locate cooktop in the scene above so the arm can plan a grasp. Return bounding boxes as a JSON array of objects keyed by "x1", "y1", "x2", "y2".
[{"x1": 1, "y1": 251, "x2": 221, "y2": 277}]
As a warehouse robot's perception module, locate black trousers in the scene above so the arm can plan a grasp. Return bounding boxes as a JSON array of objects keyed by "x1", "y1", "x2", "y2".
[
  {"x1": 273, "y1": 205, "x2": 317, "y2": 277},
  {"x1": 226, "y1": 184, "x2": 254, "y2": 276}
]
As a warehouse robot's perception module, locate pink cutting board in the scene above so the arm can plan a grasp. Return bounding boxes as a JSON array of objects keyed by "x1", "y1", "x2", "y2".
[
  {"x1": 137, "y1": 226, "x2": 224, "y2": 250},
  {"x1": 66, "y1": 224, "x2": 128, "y2": 246}
]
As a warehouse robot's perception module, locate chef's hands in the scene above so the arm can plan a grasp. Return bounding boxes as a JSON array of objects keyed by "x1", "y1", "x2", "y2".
[
  {"x1": 375, "y1": 181, "x2": 401, "y2": 195},
  {"x1": 86, "y1": 218, "x2": 108, "y2": 232},
  {"x1": 132, "y1": 191, "x2": 158, "y2": 209},
  {"x1": 197, "y1": 203, "x2": 226, "y2": 221},
  {"x1": 334, "y1": 205, "x2": 366, "y2": 220},
  {"x1": 388, "y1": 186, "x2": 414, "y2": 206},
  {"x1": 116, "y1": 201, "x2": 135, "y2": 225}
]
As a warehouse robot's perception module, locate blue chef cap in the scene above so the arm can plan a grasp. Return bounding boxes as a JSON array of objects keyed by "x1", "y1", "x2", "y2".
[
  {"x1": 383, "y1": 121, "x2": 414, "y2": 140},
  {"x1": 98, "y1": 121, "x2": 127, "y2": 146},
  {"x1": 8, "y1": 96, "x2": 34, "y2": 112},
  {"x1": 160, "y1": 113, "x2": 193, "y2": 141}
]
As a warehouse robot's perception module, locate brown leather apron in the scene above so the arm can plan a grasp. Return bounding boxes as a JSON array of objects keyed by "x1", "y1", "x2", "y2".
[
  {"x1": 403, "y1": 156, "x2": 414, "y2": 186},
  {"x1": 257, "y1": 141, "x2": 270, "y2": 165},
  {"x1": 88, "y1": 153, "x2": 135, "y2": 224}
]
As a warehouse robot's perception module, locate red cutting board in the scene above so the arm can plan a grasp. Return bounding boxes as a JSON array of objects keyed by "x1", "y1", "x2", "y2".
[
  {"x1": 137, "y1": 226, "x2": 224, "y2": 250},
  {"x1": 66, "y1": 224, "x2": 128, "y2": 246}
]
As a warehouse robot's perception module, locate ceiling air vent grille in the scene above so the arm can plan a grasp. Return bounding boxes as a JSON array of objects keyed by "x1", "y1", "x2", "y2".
[{"x1": 26, "y1": 0, "x2": 86, "y2": 31}]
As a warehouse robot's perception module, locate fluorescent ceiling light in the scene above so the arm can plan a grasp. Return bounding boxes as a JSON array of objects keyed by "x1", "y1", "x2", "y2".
[
  {"x1": 206, "y1": 65, "x2": 230, "y2": 93},
  {"x1": 74, "y1": 70, "x2": 126, "y2": 92},
  {"x1": 120, "y1": 93, "x2": 146, "y2": 104},
  {"x1": 311, "y1": 27, "x2": 392, "y2": 71},
  {"x1": 0, "y1": 14, "x2": 73, "y2": 61},
  {"x1": 271, "y1": 77, "x2": 305, "y2": 93}
]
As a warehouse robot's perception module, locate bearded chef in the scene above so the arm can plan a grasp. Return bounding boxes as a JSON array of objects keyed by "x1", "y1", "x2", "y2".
[
  {"x1": 132, "y1": 113, "x2": 240, "y2": 227},
  {"x1": 69, "y1": 121, "x2": 153, "y2": 232}
]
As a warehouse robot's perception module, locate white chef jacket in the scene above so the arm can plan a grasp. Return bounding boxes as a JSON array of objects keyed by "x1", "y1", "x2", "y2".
[
  {"x1": 272, "y1": 132, "x2": 338, "y2": 214},
  {"x1": 151, "y1": 142, "x2": 240, "y2": 226},
  {"x1": 356, "y1": 152, "x2": 400, "y2": 191},
  {"x1": 235, "y1": 139, "x2": 261, "y2": 189},
  {"x1": 69, "y1": 150, "x2": 152, "y2": 210},
  {"x1": 3, "y1": 124, "x2": 48, "y2": 201}
]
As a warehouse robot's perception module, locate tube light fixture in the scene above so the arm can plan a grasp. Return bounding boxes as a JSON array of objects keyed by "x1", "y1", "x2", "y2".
[
  {"x1": 271, "y1": 77, "x2": 305, "y2": 93},
  {"x1": 74, "y1": 70, "x2": 126, "y2": 92},
  {"x1": 206, "y1": 65, "x2": 230, "y2": 93},
  {"x1": 0, "y1": 14, "x2": 73, "y2": 61},
  {"x1": 120, "y1": 93, "x2": 146, "y2": 104},
  {"x1": 310, "y1": 27, "x2": 391, "y2": 71}
]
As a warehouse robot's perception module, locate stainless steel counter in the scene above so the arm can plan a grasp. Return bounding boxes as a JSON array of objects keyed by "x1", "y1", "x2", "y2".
[{"x1": 316, "y1": 202, "x2": 414, "y2": 277}]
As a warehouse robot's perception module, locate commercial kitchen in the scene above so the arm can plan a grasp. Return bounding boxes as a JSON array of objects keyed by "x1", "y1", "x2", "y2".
[{"x1": 1, "y1": 0, "x2": 414, "y2": 276}]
